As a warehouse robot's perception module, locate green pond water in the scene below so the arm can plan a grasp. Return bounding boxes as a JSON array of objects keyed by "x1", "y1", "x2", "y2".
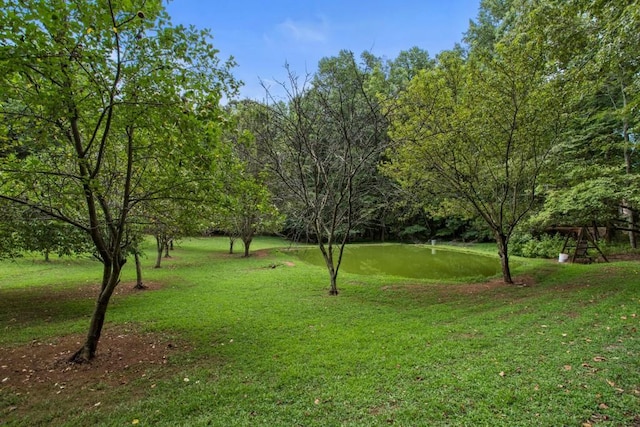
[{"x1": 293, "y1": 244, "x2": 502, "y2": 280}]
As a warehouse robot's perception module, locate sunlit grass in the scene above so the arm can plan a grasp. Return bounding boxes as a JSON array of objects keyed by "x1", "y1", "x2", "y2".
[{"x1": 1, "y1": 237, "x2": 638, "y2": 426}]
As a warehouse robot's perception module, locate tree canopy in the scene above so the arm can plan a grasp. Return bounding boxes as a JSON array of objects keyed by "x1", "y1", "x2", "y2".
[{"x1": 0, "y1": 0, "x2": 237, "y2": 361}]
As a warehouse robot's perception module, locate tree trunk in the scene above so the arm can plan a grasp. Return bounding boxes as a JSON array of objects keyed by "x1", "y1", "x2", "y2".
[
  {"x1": 319, "y1": 243, "x2": 339, "y2": 295},
  {"x1": 329, "y1": 272, "x2": 339, "y2": 295},
  {"x1": 154, "y1": 235, "x2": 163, "y2": 268},
  {"x1": 242, "y1": 238, "x2": 252, "y2": 257},
  {"x1": 495, "y1": 232, "x2": 513, "y2": 284},
  {"x1": 623, "y1": 201, "x2": 637, "y2": 249},
  {"x1": 133, "y1": 252, "x2": 145, "y2": 289},
  {"x1": 164, "y1": 241, "x2": 171, "y2": 258},
  {"x1": 70, "y1": 259, "x2": 124, "y2": 362},
  {"x1": 228, "y1": 237, "x2": 235, "y2": 254},
  {"x1": 622, "y1": 114, "x2": 637, "y2": 249}
]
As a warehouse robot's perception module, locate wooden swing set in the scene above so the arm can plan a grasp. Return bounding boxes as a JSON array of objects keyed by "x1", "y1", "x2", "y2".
[{"x1": 551, "y1": 226, "x2": 608, "y2": 263}]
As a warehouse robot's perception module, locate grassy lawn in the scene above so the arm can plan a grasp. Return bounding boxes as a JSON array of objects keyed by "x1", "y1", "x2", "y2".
[{"x1": 1, "y1": 237, "x2": 638, "y2": 426}]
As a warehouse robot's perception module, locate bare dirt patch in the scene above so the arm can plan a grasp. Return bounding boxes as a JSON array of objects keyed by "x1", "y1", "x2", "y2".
[
  {"x1": 382, "y1": 274, "x2": 537, "y2": 297},
  {"x1": 379, "y1": 275, "x2": 540, "y2": 307},
  {"x1": 0, "y1": 326, "x2": 188, "y2": 421},
  {"x1": 251, "y1": 249, "x2": 270, "y2": 258},
  {"x1": 606, "y1": 253, "x2": 640, "y2": 262},
  {"x1": 0, "y1": 282, "x2": 184, "y2": 422}
]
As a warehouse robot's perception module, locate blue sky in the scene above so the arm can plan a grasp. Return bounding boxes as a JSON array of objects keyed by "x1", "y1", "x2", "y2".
[{"x1": 166, "y1": 0, "x2": 481, "y2": 100}]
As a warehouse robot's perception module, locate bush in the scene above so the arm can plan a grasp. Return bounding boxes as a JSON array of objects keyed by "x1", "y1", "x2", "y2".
[{"x1": 510, "y1": 233, "x2": 565, "y2": 259}]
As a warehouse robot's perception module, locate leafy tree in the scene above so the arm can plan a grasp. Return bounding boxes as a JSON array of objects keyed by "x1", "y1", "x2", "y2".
[
  {"x1": 15, "y1": 211, "x2": 94, "y2": 261},
  {"x1": 528, "y1": 0, "x2": 640, "y2": 245},
  {"x1": 219, "y1": 177, "x2": 283, "y2": 257},
  {"x1": 464, "y1": 0, "x2": 518, "y2": 51},
  {"x1": 263, "y1": 51, "x2": 388, "y2": 294},
  {"x1": 0, "y1": 200, "x2": 24, "y2": 259},
  {"x1": 217, "y1": 101, "x2": 284, "y2": 257},
  {"x1": 143, "y1": 199, "x2": 196, "y2": 268},
  {"x1": 384, "y1": 31, "x2": 568, "y2": 283},
  {"x1": 0, "y1": 0, "x2": 236, "y2": 361},
  {"x1": 387, "y1": 46, "x2": 435, "y2": 94}
]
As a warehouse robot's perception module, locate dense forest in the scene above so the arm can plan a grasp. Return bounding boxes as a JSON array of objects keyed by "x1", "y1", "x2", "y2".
[{"x1": 0, "y1": 0, "x2": 638, "y2": 359}]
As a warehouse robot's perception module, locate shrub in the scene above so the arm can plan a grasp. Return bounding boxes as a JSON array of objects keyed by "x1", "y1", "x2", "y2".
[{"x1": 510, "y1": 233, "x2": 565, "y2": 259}]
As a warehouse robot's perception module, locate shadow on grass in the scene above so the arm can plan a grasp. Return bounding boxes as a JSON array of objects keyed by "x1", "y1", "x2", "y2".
[
  {"x1": 0, "y1": 286, "x2": 95, "y2": 326},
  {"x1": 342, "y1": 262, "x2": 615, "y2": 315}
]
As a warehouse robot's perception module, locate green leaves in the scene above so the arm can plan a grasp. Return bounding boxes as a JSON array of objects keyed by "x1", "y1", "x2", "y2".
[
  {"x1": 0, "y1": 0, "x2": 239, "y2": 358},
  {"x1": 385, "y1": 11, "x2": 572, "y2": 281}
]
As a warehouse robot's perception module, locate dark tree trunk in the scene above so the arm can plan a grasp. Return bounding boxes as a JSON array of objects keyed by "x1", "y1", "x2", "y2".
[
  {"x1": 154, "y1": 235, "x2": 163, "y2": 268},
  {"x1": 228, "y1": 237, "x2": 235, "y2": 254},
  {"x1": 605, "y1": 223, "x2": 614, "y2": 244},
  {"x1": 133, "y1": 252, "x2": 145, "y2": 289},
  {"x1": 495, "y1": 232, "x2": 513, "y2": 284},
  {"x1": 164, "y1": 240, "x2": 171, "y2": 258},
  {"x1": 70, "y1": 258, "x2": 125, "y2": 363},
  {"x1": 592, "y1": 222, "x2": 600, "y2": 241},
  {"x1": 242, "y1": 237, "x2": 252, "y2": 257},
  {"x1": 329, "y1": 273, "x2": 339, "y2": 295},
  {"x1": 319, "y1": 243, "x2": 340, "y2": 295}
]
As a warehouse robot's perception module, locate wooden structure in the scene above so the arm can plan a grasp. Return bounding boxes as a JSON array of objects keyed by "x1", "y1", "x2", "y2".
[{"x1": 552, "y1": 227, "x2": 608, "y2": 263}]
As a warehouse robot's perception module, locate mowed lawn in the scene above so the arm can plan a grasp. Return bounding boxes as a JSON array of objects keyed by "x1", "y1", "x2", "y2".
[{"x1": 0, "y1": 237, "x2": 638, "y2": 426}]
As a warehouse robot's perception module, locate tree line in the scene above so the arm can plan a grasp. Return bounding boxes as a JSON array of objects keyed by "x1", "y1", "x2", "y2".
[{"x1": 0, "y1": 0, "x2": 638, "y2": 361}]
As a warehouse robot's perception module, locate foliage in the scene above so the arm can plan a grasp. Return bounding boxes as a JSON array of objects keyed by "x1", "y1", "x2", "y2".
[
  {"x1": 0, "y1": 0, "x2": 237, "y2": 361},
  {"x1": 509, "y1": 232, "x2": 565, "y2": 259},
  {"x1": 216, "y1": 100, "x2": 284, "y2": 257},
  {"x1": 0, "y1": 200, "x2": 23, "y2": 259},
  {"x1": 384, "y1": 22, "x2": 568, "y2": 283},
  {"x1": 528, "y1": 0, "x2": 640, "y2": 245},
  {"x1": 14, "y1": 215, "x2": 94, "y2": 261}
]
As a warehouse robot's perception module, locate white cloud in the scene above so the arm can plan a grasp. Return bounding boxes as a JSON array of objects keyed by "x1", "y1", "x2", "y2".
[{"x1": 275, "y1": 16, "x2": 329, "y2": 44}]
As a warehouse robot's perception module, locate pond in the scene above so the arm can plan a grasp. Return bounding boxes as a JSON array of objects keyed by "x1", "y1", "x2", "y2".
[{"x1": 292, "y1": 244, "x2": 502, "y2": 280}]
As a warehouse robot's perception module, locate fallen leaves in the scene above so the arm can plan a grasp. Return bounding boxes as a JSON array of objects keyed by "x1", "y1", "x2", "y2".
[{"x1": 606, "y1": 379, "x2": 625, "y2": 393}]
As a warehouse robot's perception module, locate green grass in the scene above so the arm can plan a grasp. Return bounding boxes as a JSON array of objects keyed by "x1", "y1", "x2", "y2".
[{"x1": 1, "y1": 237, "x2": 639, "y2": 426}]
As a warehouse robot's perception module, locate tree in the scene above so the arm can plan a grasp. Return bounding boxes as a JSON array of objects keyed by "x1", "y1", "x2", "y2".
[
  {"x1": 464, "y1": 0, "x2": 518, "y2": 52},
  {"x1": 528, "y1": 0, "x2": 640, "y2": 245},
  {"x1": 0, "y1": 200, "x2": 24, "y2": 259},
  {"x1": 219, "y1": 177, "x2": 283, "y2": 257},
  {"x1": 217, "y1": 101, "x2": 283, "y2": 257},
  {"x1": 387, "y1": 46, "x2": 435, "y2": 95},
  {"x1": 0, "y1": 0, "x2": 236, "y2": 361},
  {"x1": 144, "y1": 199, "x2": 192, "y2": 269},
  {"x1": 14, "y1": 211, "x2": 94, "y2": 261},
  {"x1": 384, "y1": 30, "x2": 568, "y2": 283},
  {"x1": 263, "y1": 51, "x2": 388, "y2": 294}
]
